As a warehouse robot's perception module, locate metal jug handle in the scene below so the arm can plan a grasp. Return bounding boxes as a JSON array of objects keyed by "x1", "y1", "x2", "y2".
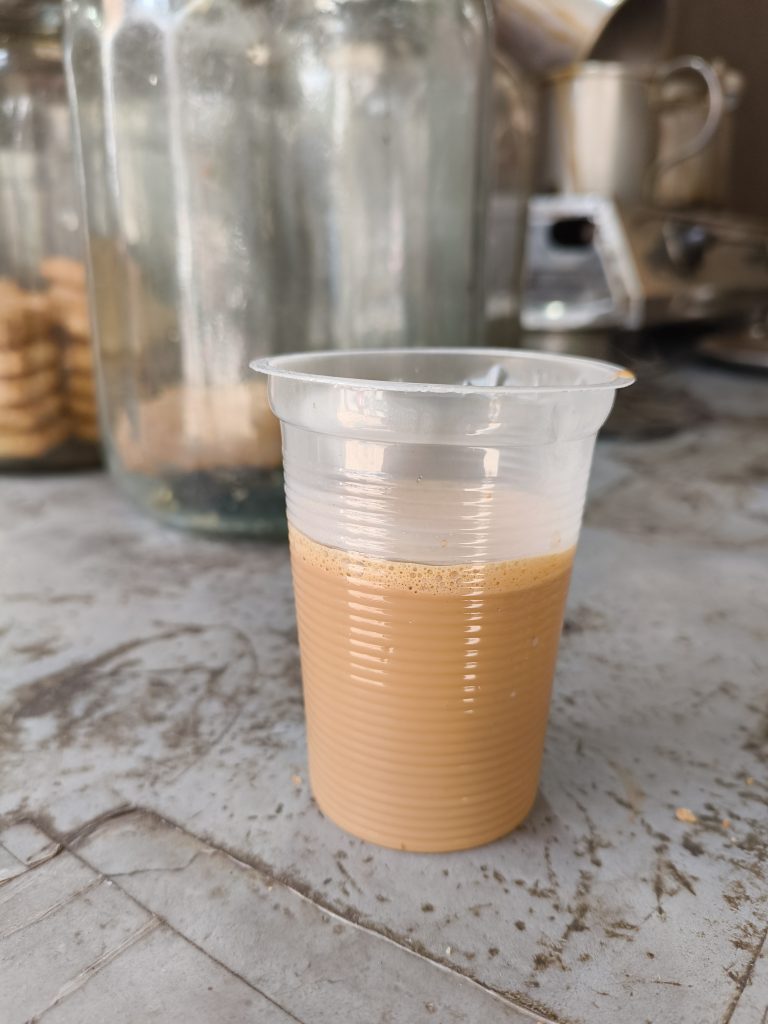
[{"x1": 651, "y1": 55, "x2": 726, "y2": 177}]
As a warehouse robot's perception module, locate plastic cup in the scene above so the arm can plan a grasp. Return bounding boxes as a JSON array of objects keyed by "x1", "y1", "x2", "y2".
[{"x1": 254, "y1": 349, "x2": 633, "y2": 852}]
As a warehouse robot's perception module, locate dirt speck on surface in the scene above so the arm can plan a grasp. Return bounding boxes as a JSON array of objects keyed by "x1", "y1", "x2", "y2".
[
  {"x1": 682, "y1": 834, "x2": 705, "y2": 857},
  {"x1": 675, "y1": 808, "x2": 698, "y2": 825},
  {"x1": 723, "y1": 880, "x2": 749, "y2": 911},
  {"x1": 0, "y1": 626, "x2": 266, "y2": 789},
  {"x1": 562, "y1": 606, "x2": 607, "y2": 637}
]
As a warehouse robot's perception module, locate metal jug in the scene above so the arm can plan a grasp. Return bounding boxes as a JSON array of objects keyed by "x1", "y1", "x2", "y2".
[
  {"x1": 654, "y1": 59, "x2": 745, "y2": 208},
  {"x1": 540, "y1": 58, "x2": 725, "y2": 204}
]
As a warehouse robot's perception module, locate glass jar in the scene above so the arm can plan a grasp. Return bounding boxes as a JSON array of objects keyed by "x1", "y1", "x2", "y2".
[
  {"x1": 63, "y1": 0, "x2": 492, "y2": 535},
  {"x1": 0, "y1": 2, "x2": 100, "y2": 470}
]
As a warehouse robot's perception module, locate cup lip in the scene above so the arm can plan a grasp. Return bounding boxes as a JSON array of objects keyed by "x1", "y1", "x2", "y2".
[{"x1": 252, "y1": 347, "x2": 635, "y2": 396}]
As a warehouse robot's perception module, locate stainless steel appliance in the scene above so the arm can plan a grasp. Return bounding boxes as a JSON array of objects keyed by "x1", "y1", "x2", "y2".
[
  {"x1": 486, "y1": 0, "x2": 675, "y2": 340},
  {"x1": 522, "y1": 55, "x2": 765, "y2": 336},
  {"x1": 493, "y1": 0, "x2": 767, "y2": 339},
  {"x1": 509, "y1": 0, "x2": 766, "y2": 337},
  {"x1": 522, "y1": 195, "x2": 768, "y2": 331}
]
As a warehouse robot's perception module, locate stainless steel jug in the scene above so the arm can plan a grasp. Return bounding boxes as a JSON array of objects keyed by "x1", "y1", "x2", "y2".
[
  {"x1": 655, "y1": 60, "x2": 744, "y2": 208},
  {"x1": 540, "y1": 58, "x2": 725, "y2": 203}
]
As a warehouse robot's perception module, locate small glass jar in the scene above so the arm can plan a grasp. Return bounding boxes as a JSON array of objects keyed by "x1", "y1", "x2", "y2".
[
  {"x1": 0, "y1": 2, "x2": 100, "y2": 470},
  {"x1": 63, "y1": 0, "x2": 494, "y2": 534}
]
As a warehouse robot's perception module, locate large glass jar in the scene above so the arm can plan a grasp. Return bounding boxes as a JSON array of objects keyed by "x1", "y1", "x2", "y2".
[
  {"x1": 63, "y1": 0, "x2": 492, "y2": 535},
  {"x1": 0, "y1": 2, "x2": 100, "y2": 470}
]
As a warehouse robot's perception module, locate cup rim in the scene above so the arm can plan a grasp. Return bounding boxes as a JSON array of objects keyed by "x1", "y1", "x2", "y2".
[{"x1": 252, "y1": 347, "x2": 635, "y2": 396}]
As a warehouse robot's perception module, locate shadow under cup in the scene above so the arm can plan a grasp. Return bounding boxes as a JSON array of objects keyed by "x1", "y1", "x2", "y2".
[{"x1": 254, "y1": 349, "x2": 633, "y2": 852}]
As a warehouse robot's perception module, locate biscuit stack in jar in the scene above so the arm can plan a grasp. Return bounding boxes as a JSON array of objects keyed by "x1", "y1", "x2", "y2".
[
  {"x1": 41, "y1": 257, "x2": 99, "y2": 447},
  {"x1": 0, "y1": 257, "x2": 100, "y2": 466}
]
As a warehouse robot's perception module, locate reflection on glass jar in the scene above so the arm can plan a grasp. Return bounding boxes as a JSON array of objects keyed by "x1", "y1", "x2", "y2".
[{"x1": 64, "y1": 0, "x2": 493, "y2": 534}]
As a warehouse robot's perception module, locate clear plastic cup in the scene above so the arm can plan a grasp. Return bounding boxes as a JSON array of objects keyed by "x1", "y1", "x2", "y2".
[{"x1": 254, "y1": 349, "x2": 633, "y2": 852}]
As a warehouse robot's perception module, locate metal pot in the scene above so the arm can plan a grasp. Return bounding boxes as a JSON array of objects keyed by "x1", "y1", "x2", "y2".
[
  {"x1": 494, "y1": 0, "x2": 670, "y2": 76},
  {"x1": 654, "y1": 59, "x2": 745, "y2": 208},
  {"x1": 540, "y1": 58, "x2": 725, "y2": 204}
]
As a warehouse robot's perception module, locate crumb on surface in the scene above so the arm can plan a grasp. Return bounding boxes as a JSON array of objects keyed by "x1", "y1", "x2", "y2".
[{"x1": 675, "y1": 807, "x2": 698, "y2": 824}]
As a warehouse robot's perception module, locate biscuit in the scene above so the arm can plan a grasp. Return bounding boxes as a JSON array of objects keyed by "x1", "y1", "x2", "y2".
[
  {"x1": 0, "y1": 340, "x2": 58, "y2": 377},
  {"x1": 59, "y1": 307, "x2": 91, "y2": 340},
  {"x1": 70, "y1": 397, "x2": 99, "y2": 421},
  {"x1": 0, "y1": 282, "x2": 48, "y2": 347},
  {"x1": 48, "y1": 284, "x2": 88, "y2": 317},
  {"x1": 72, "y1": 417, "x2": 100, "y2": 443},
  {"x1": 21, "y1": 293, "x2": 53, "y2": 335},
  {"x1": 0, "y1": 277, "x2": 23, "y2": 309},
  {"x1": 0, "y1": 304, "x2": 31, "y2": 349},
  {"x1": 65, "y1": 370, "x2": 97, "y2": 398},
  {"x1": 114, "y1": 381, "x2": 283, "y2": 473},
  {"x1": 46, "y1": 282, "x2": 92, "y2": 339},
  {"x1": 0, "y1": 393, "x2": 64, "y2": 430},
  {"x1": 67, "y1": 333, "x2": 92, "y2": 349},
  {"x1": 0, "y1": 276, "x2": 21, "y2": 297},
  {"x1": 39, "y1": 257, "x2": 87, "y2": 289},
  {"x1": 63, "y1": 342, "x2": 93, "y2": 372},
  {"x1": 0, "y1": 418, "x2": 70, "y2": 459},
  {"x1": 0, "y1": 368, "x2": 60, "y2": 408},
  {"x1": 67, "y1": 392, "x2": 98, "y2": 418}
]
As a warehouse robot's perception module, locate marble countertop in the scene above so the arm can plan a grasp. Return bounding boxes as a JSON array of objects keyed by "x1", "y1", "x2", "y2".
[{"x1": 0, "y1": 363, "x2": 766, "y2": 1024}]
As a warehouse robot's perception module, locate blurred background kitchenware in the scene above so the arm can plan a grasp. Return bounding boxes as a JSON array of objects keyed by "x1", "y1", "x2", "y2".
[
  {"x1": 654, "y1": 58, "x2": 745, "y2": 208},
  {"x1": 488, "y1": 0, "x2": 768, "y2": 353},
  {"x1": 64, "y1": 0, "x2": 503, "y2": 535},
  {"x1": 0, "y1": 0, "x2": 100, "y2": 470},
  {"x1": 493, "y1": 0, "x2": 670, "y2": 75},
  {"x1": 696, "y1": 311, "x2": 768, "y2": 371},
  {"x1": 496, "y1": 1, "x2": 768, "y2": 348},
  {"x1": 521, "y1": 187, "x2": 768, "y2": 334},
  {"x1": 540, "y1": 57, "x2": 725, "y2": 204},
  {"x1": 487, "y1": 0, "x2": 674, "y2": 345}
]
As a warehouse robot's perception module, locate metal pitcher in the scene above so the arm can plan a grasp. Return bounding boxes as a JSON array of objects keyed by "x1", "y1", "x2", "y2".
[
  {"x1": 654, "y1": 59, "x2": 745, "y2": 208},
  {"x1": 540, "y1": 58, "x2": 725, "y2": 204}
]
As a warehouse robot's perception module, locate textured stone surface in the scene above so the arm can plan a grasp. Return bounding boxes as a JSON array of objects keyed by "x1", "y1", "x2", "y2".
[{"x1": 0, "y1": 364, "x2": 766, "y2": 1023}]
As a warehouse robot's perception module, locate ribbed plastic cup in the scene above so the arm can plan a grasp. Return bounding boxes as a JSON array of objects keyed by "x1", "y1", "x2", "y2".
[{"x1": 254, "y1": 349, "x2": 633, "y2": 852}]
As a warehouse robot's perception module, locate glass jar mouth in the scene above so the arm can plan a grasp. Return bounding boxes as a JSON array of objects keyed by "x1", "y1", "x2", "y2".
[{"x1": 252, "y1": 347, "x2": 635, "y2": 396}]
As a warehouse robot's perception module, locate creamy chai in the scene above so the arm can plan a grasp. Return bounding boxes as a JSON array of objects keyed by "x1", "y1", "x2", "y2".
[{"x1": 289, "y1": 528, "x2": 574, "y2": 852}]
